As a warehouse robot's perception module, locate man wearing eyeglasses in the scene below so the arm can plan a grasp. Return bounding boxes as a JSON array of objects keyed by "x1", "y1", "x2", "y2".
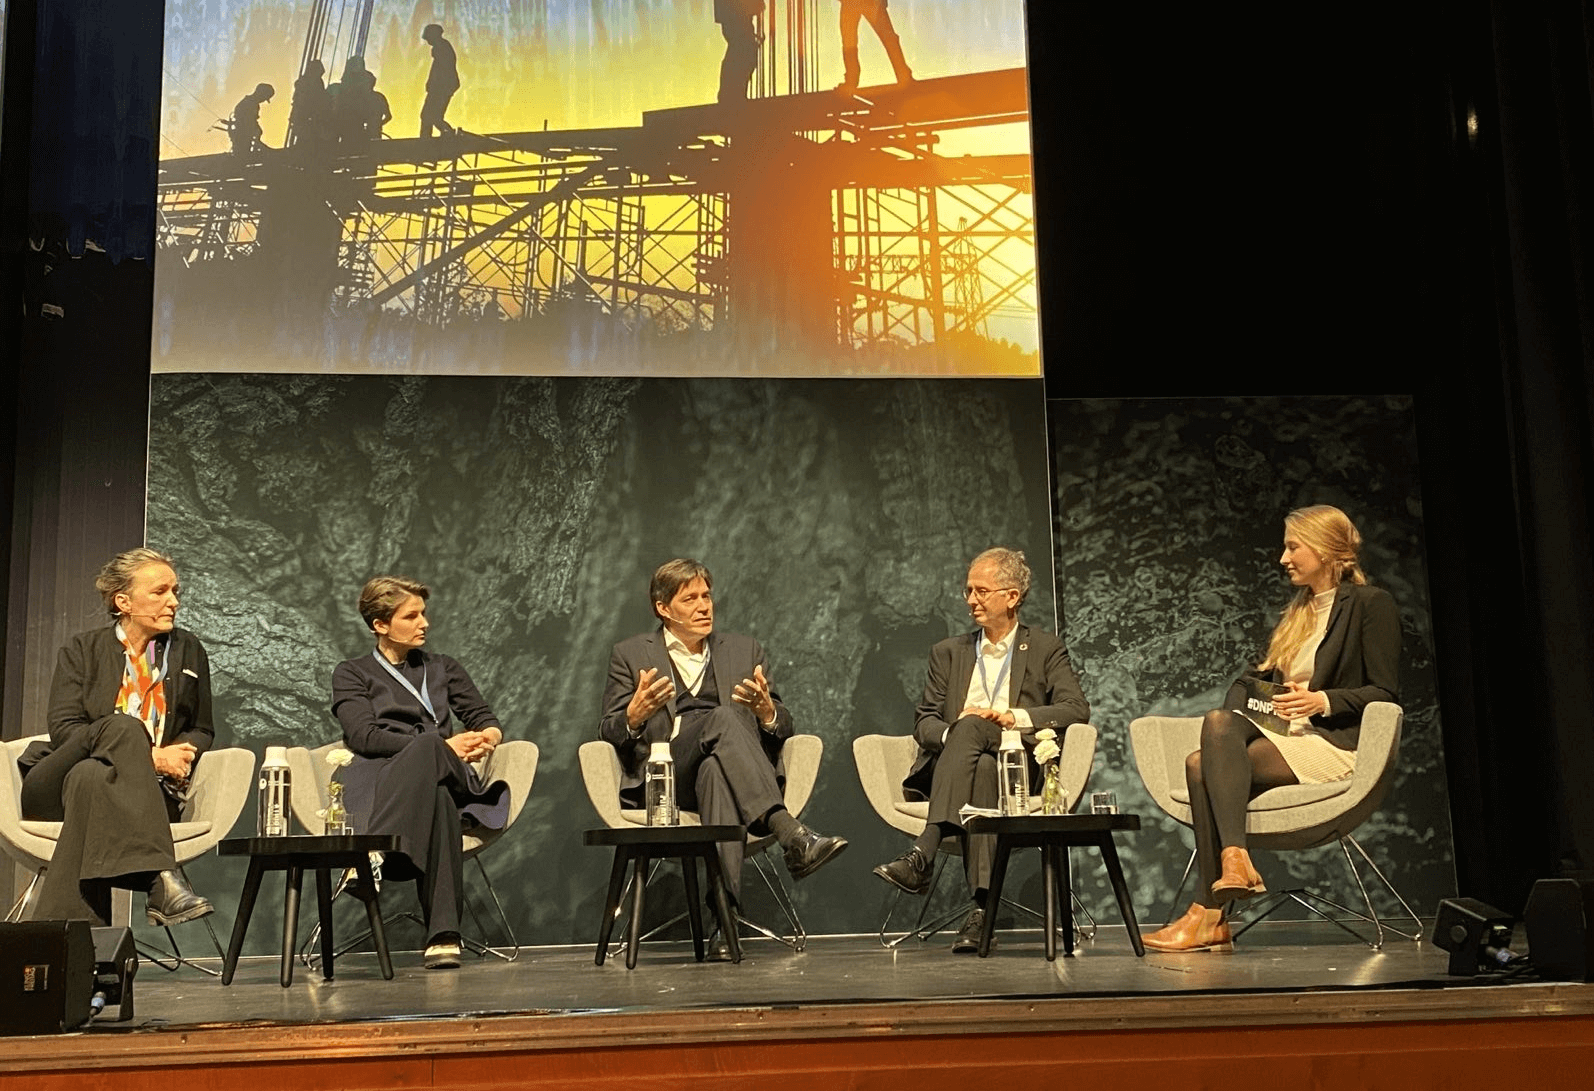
[{"x1": 873, "y1": 547, "x2": 1090, "y2": 952}]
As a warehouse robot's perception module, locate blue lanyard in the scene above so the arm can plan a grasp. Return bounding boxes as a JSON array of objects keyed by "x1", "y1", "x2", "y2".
[
  {"x1": 372, "y1": 651, "x2": 438, "y2": 723},
  {"x1": 975, "y1": 634, "x2": 1015, "y2": 707}
]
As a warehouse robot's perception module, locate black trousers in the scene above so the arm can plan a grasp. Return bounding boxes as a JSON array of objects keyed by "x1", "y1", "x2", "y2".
[
  {"x1": 718, "y1": 17, "x2": 759, "y2": 103},
  {"x1": 925, "y1": 715, "x2": 1038, "y2": 894},
  {"x1": 671, "y1": 704, "x2": 784, "y2": 898},
  {"x1": 360, "y1": 733, "x2": 475, "y2": 939},
  {"x1": 420, "y1": 87, "x2": 456, "y2": 137},
  {"x1": 20, "y1": 715, "x2": 179, "y2": 924}
]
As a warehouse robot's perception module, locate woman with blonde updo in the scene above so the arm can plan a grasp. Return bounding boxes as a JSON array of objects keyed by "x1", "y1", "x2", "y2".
[{"x1": 1143, "y1": 505, "x2": 1400, "y2": 952}]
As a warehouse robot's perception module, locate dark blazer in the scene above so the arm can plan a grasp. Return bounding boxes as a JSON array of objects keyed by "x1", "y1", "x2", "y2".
[
  {"x1": 43, "y1": 625, "x2": 215, "y2": 758},
  {"x1": 329, "y1": 648, "x2": 506, "y2": 830},
  {"x1": 1227, "y1": 581, "x2": 1401, "y2": 751},
  {"x1": 599, "y1": 628, "x2": 793, "y2": 791},
  {"x1": 904, "y1": 624, "x2": 1090, "y2": 799}
]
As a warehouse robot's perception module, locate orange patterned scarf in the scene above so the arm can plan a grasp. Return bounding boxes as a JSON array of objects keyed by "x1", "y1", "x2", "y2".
[{"x1": 116, "y1": 628, "x2": 167, "y2": 745}]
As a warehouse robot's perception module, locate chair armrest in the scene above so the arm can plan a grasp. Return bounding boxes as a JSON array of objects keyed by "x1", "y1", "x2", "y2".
[
  {"x1": 578, "y1": 741, "x2": 627, "y2": 828},
  {"x1": 780, "y1": 735, "x2": 823, "y2": 818},
  {"x1": 1058, "y1": 722, "x2": 1097, "y2": 811},
  {"x1": 1129, "y1": 715, "x2": 1202, "y2": 826},
  {"x1": 481, "y1": 740, "x2": 539, "y2": 830}
]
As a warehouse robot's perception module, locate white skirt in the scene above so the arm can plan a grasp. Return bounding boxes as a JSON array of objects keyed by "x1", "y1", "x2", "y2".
[{"x1": 1271, "y1": 727, "x2": 1356, "y2": 784}]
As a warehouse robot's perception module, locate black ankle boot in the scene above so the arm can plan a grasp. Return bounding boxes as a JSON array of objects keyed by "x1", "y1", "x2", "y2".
[{"x1": 146, "y1": 869, "x2": 213, "y2": 927}]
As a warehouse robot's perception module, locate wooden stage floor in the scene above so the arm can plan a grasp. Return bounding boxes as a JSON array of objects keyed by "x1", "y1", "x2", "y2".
[{"x1": 9, "y1": 920, "x2": 1594, "y2": 1083}]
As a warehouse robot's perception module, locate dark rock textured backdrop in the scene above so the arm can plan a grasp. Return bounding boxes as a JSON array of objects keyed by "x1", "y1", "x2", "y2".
[
  {"x1": 1050, "y1": 396, "x2": 1453, "y2": 925},
  {"x1": 148, "y1": 373, "x2": 1057, "y2": 949}
]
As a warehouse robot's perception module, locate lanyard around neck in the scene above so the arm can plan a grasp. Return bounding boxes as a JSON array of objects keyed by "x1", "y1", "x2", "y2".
[
  {"x1": 372, "y1": 651, "x2": 438, "y2": 723},
  {"x1": 975, "y1": 632, "x2": 1015, "y2": 708}
]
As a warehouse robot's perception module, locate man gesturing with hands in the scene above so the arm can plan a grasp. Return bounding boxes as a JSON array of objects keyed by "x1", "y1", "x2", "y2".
[{"x1": 600, "y1": 559, "x2": 847, "y2": 914}]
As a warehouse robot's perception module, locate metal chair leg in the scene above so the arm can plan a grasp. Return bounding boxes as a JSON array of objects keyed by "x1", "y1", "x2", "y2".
[
  {"x1": 5, "y1": 873, "x2": 41, "y2": 923},
  {"x1": 877, "y1": 851, "x2": 968, "y2": 948},
  {"x1": 740, "y1": 849, "x2": 806, "y2": 951},
  {"x1": 460, "y1": 853, "x2": 519, "y2": 962},
  {"x1": 1229, "y1": 835, "x2": 1424, "y2": 949},
  {"x1": 134, "y1": 866, "x2": 225, "y2": 975}
]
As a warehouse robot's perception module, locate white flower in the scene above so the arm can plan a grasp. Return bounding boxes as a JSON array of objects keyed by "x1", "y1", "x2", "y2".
[
  {"x1": 1034, "y1": 727, "x2": 1057, "y2": 743},
  {"x1": 326, "y1": 747, "x2": 355, "y2": 768},
  {"x1": 1033, "y1": 738, "x2": 1061, "y2": 766}
]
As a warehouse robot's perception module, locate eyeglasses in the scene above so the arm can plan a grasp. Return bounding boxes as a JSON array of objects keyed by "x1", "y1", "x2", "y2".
[{"x1": 963, "y1": 586, "x2": 1016, "y2": 602}]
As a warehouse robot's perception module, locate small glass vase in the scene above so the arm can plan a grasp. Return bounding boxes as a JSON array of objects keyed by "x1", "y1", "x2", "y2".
[
  {"x1": 324, "y1": 780, "x2": 353, "y2": 836},
  {"x1": 1040, "y1": 762, "x2": 1066, "y2": 815}
]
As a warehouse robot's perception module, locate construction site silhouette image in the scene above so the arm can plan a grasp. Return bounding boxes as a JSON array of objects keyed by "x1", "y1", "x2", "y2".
[{"x1": 154, "y1": 0, "x2": 1039, "y2": 377}]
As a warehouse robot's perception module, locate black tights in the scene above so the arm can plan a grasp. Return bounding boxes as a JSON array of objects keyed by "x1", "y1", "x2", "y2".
[{"x1": 1184, "y1": 709, "x2": 1298, "y2": 908}]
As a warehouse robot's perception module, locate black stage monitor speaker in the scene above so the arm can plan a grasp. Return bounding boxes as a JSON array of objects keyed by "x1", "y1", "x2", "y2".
[
  {"x1": 90, "y1": 925, "x2": 137, "y2": 1021},
  {"x1": 0, "y1": 920, "x2": 95, "y2": 1035},
  {"x1": 1523, "y1": 878, "x2": 1594, "y2": 982},
  {"x1": 1431, "y1": 897, "x2": 1514, "y2": 977}
]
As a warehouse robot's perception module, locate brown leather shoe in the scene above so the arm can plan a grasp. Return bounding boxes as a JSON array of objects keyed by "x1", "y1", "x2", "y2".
[
  {"x1": 1142, "y1": 902, "x2": 1233, "y2": 952},
  {"x1": 1211, "y1": 846, "x2": 1267, "y2": 903}
]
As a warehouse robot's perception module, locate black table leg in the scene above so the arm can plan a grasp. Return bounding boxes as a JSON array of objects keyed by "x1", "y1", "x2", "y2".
[
  {"x1": 979, "y1": 838, "x2": 1013, "y2": 958},
  {"x1": 625, "y1": 852, "x2": 649, "y2": 970},
  {"x1": 1041, "y1": 842, "x2": 1058, "y2": 962},
  {"x1": 1057, "y1": 840, "x2": 1076, "y2": 955},
  {"x1": 315, "y1": 868, "x2": 335, "y2": 981},
  {"x1": 682, "y1": 852, "x2": 706, "y2": 962},
  {"x1": 1099, "y1": 833, "x2": 1144, "y2": 956},
  {"x1": 595, "y1": 848, "x2": 629, "y2": 966},
  {"x1": 281, "y1": 865, "x2": 303, "y2": 988},
  {"x1": 702, "y1": 850, "x2": 741, "y2": 963},
  {"x1": 221, "y1": 856, "x2": 266, "y2": 986}
]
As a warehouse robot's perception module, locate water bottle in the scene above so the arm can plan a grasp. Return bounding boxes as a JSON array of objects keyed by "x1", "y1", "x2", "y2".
[
  {"x1": 257, "y1": 746, "x2": 292, "y2": 837},
  {"x1": 644, "y1": 741, "x2": 678, "y2": 826},
  {"x1": 998, "y1": 729, "x2": 1029, "y2": 817}
]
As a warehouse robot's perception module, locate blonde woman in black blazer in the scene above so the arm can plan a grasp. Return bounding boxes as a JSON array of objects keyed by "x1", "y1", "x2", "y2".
[{"x1": 1144, "y1": 506, "x2": 1400, "y2": 952}]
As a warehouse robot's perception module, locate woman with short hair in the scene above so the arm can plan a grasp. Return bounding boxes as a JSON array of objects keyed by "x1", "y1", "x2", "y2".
[
  {"x1": 330, "y1": 576, "x2": 510, "y2": 969},
  {"x1": 22, "y1": 548, "x2": 215, "y2": 926},
  {"x1": 1144, "y1": 505, "x2": 1401, "y2": 952}
]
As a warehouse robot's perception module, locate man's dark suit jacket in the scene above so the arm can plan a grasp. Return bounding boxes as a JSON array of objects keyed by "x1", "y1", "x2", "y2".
[
  {"x1": 903, "y1": 624, "x2": 1090, "y2": 801},
  {"x1": 42, "y1": 625, "x2": 215, "y2": 758},
  {"x1": 599, "y1": 628, "x2": 793, "y2": 795},
  {"x1": 1226, "y1": 581, "x2": 1401, "y2": 752}
]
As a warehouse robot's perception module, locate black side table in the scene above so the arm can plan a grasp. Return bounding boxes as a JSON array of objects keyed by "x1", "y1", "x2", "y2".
[
  {"x1": 218, "y1": 834, "x2": 400, "y2": 987},
  {"x1": 964, "y1": 813, "x2": 1143, "y2": 961},
  {"x1": 583, "y1": 825, "x2": 745, "y2": 969}
]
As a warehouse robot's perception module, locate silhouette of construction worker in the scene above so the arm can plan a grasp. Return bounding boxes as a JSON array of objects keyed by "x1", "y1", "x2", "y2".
[
  {"x1": 230, "y1": 83, "x2": 275, "y2": 156},
  {"x1": 354, "y1": 69, "x2": 392, "y2": 144},
  {"x1": 289, "y1": 60, "x2": 332, "y2": 152},
  {"x1": 328, "y1": 56, "x2": 370, "y2": 147},
  {"x1": 714, "y1": 0, "x2": 764, "y2": 104},
  {"x1": 836, "y1": 0, "x2": 914, "y2": 93},
  {"x1": 420, "y1": 24, "x2": 460, "y2": 137}
]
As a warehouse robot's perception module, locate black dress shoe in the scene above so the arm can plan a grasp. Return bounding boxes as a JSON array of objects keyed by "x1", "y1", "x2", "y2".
[
  {"x1": 872, "y1": 848, "x2": 934, "y2": 895},
  {"x1": 951, "y1": 908, "x2": 990, "y2": 954},
  {"x1": 708, "y1": 908, "x2": 739, "y2": 962},
  {"x1": 146, "y1": 869, "x2": 213, "y2": 927},
  {"x1": 782, "y1": 824, "x2": 848, "y2": 880}
]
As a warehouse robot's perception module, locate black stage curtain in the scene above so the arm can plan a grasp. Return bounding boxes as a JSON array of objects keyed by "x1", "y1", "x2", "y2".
[{"x1": 1029, "y1": 1, "x2": 1594, "y2": 912}]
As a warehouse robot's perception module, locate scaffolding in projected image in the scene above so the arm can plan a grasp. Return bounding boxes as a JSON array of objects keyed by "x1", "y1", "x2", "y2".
[{"x1": 155, "y1": 67, "x2": 1034, "y2": 355}]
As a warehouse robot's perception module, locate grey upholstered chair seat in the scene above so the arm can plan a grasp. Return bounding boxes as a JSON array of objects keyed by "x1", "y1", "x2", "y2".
[
  {"x1": 578, "y1": 735, "x2": 823, "y2": 846},
  {"x1": 1129, "y1": 703, "x2": 1401, "y2": 851},
  {"x1": 1168, "y1": 779, "x2": 1351, "y2": 813},
  {"x1": 18, "y1": 818, "x2": 215, "y2": 840},
  {"x1": 893, "y1": 797, "x2": 1050, "y2": 821},
  {"x1": 1, "y1": 732, "x2": 254, "y2": 930},
  {"x1": 855, "y1": 726, "x2": 1098, "y2": 836}
]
